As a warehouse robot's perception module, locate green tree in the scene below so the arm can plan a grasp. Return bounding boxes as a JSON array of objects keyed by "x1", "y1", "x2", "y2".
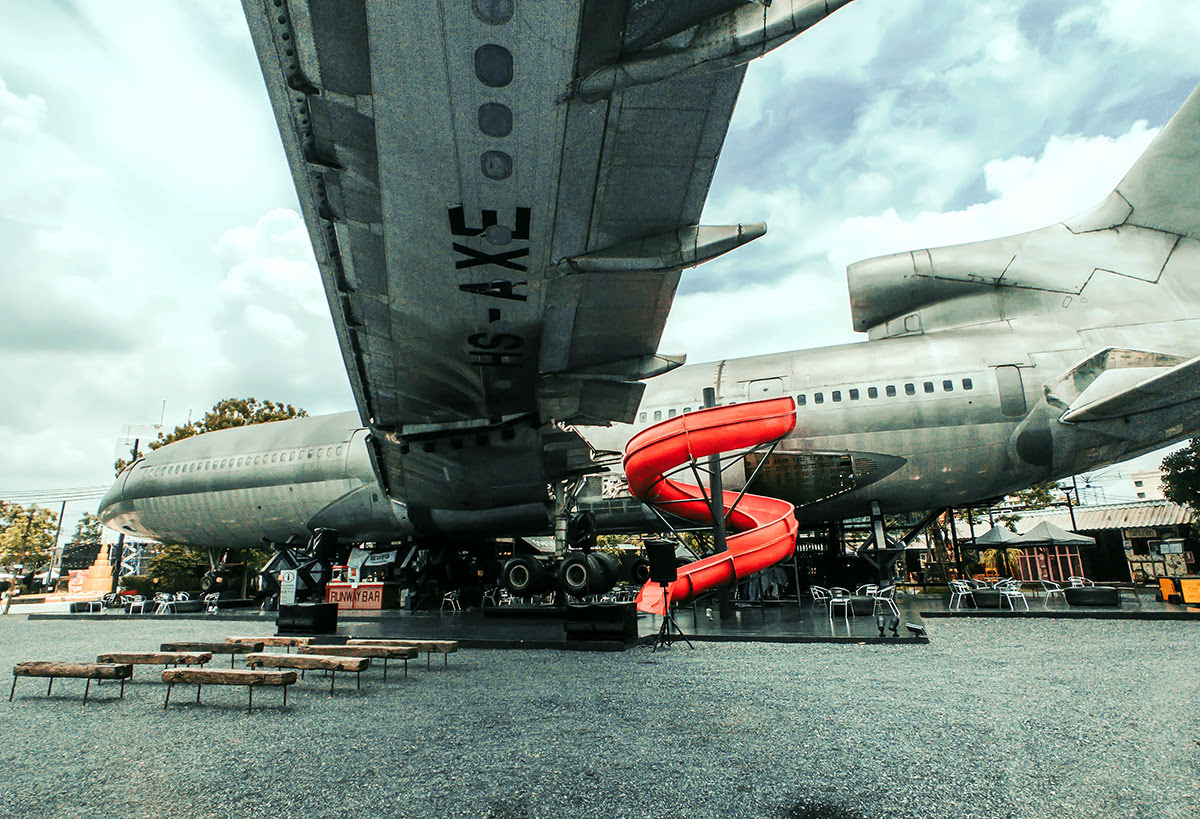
[
  {"x1": 145, "y1": 543, "x2": 209, "y2": 592},
  {"x1": 1162, "y1": 439, "x2": 1200, "y2": 510},
  {"x1": 68, "y1": 512, "x2": 104, "y2": 550},
  {"x1": 0, "y1": 503, "x2": 59, "y2": 572},
  {"x1": 115, "y1": 397, "x2": 307, "y2": 474}
]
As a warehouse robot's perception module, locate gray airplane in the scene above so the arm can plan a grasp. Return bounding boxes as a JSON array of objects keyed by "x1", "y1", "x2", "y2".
[{"x1": 100, "y1": 1, "x2": 1200, "y2": 597}]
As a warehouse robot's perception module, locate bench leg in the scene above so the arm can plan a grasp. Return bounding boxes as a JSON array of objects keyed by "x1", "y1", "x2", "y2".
[
  {"x1": 383, "y1": 658, "x2": 388, "y2": 683},
  {"x1": 196, "y1": 684, "x2": 202, "y2": 703},
  {"x1": 283, "y1": 684, "x2": 288, "y2": 707},
  {"x1": 405, "y1": 658, "x2": 408, "y2": 678},
  {"x1": 427, "y1": 652, "x2": 431, "y2": 670},
  {"x1": 230, "y1": 655, "x2": 235, "y2": 669},
  {"x1": 83, "y1": 678, "x2": 91, "y2": 705},
  {"x1": 164, "y1": 682, "x2": 172, "y2": 709},
  {"x1": 47, "y1": 677, "x2": 53, "y2": 697},
  {"x1": 329, "y1": 670, "x2": 336, "y2": 697},
  {"x1": 356, "y1": 670, "x2": 360, "y2": 690},
  {"x1": 9, "y1": 675, "x2": 16, "y2": 702},
  {"x1": 247, "y1": 684, "x2": 253, "y2": 715},
  {"x1": 120, "y1": 678, "x2": 125, "y2": 699}
]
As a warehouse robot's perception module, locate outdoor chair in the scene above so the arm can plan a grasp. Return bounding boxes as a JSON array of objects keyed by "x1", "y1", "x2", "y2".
[
  {"x1": 440, "y1": 589, "x2": 461, "y2": 613},
  {"x1": 872, "y1": 585, "x2": 900, "y2": 617},
  {"x1": 203, "y1": 592, "x2": 220, "y2": 614},
  {"x1": 1039, "y1": 579, "x2": 1066, "y2": 604},
  {"x1": 855, "y1": 584, "x2": 879, "y2": 597},
  {"x1": 1068, "y1": 576, "x2": 1094, "y2": 587},
  {"x1": 481, "y1": 587, "x2": 500, "y2": 607},
  {"x1": 948, "y1": 580, "x2": 974, "y2": 610},
  {"x1": 809, "y1": 585, "x2": 831, "y2": 609},
  {"x1": 998, "y1": 580, "x2": 1029, "y2": 611},
  {"x1": 127, "y1": 595, "x2": 148, "y2": 614},
  {"x1": 828, "y1": 595, "x2": 851, "y2": 624},
  {"x1": 154, "y1": 593, "x2": 176, "y2": 614}
]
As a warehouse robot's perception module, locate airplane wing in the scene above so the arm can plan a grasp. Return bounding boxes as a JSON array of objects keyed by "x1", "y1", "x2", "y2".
[
  {"x1": 1060, "y1": 354, "x2": 1200, "y2": 424},
  {"x1": 242, "y1": 0, "x2": 851, "y2": 517}
]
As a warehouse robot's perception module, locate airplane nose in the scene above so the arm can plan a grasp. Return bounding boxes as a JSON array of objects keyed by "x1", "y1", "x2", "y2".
[{"x1": 97, "y1": 472, "x2": 130, "y2": 529}]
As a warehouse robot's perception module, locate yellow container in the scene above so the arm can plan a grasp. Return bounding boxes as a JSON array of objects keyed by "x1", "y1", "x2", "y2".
[{"x1": 1178, "y1": 577, "x2": 1200, "y2": 605}]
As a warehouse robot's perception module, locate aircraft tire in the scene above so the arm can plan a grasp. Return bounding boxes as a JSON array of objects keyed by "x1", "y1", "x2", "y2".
[
  {"x1": 501, "y1": 556, "x2": 549, "y2": 597},
  {"x1": 630, "y1": 558, "x2": 651, "y2": 585},
  {"x1": 557, "y1": 552, "x2": 593, "y2": 598},
  {"x1": 589, "y1": 552, "x2": 620, "y2": 596}
]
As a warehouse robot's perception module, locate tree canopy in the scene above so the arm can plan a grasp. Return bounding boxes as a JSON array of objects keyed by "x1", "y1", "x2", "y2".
[
  {"x1": 1161, "y1": 439, "x2": 1200, "y2": 510},
  {"x1": 0, "y1": 502, "x2": 59, "y2": 572},
  {"x1": 68, "y1": 512, "x2": 103, "y2": 550},
  {"x1": 116, "y1": 397, "x2": 307, "y2": 474}
]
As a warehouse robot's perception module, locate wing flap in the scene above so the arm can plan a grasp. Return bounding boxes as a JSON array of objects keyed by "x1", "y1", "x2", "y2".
[{"x1": 1061, "y1": 354, "x2": 1200, "y2": 423}]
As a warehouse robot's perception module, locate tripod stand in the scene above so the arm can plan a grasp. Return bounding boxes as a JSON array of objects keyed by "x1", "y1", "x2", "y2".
[{"x1": 649, "y1": 582, "x2": 694, "y2": 652}]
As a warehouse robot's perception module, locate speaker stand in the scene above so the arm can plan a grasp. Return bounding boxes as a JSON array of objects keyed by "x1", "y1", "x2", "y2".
[{"x1": 649, "y1": 583, "x2": 694, "y2": 652}]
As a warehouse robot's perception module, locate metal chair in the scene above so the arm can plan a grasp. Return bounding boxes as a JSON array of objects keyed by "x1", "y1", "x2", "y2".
[
  {"x1": 1068, "y1": 576, "x2": 1094, "y2": 587},
  {"x1": 998, "y1": 580, "x2": 1029, "y2": 611},
  {"x1": 828, "y1": 595, "x2": 852, "y2": 624},
  {"x1": 1039, "y1": 579, "x2": 1066, "y2": 604},
  {"x1": 203, "y1": 592, "x2": 220, "y2": 614},
  {"x1": 809, "y1": 585, "x2": 831, "y2": 609},
  {"x1": 872, "y1": 585, "x2": 900, "y2": 617},
  {"x1": 440, "y1": 589, "x2": 461, "y2": 612},
  {"x1": 127, "y1": 595, "x2": 148, "y2": 614},
  {"x1": 855, "y1": 584, "x2": 879, "y2": 597},
  {"x1": 948, "y1": 580, "x2": 974, "y2": 610},
  {"x1": 154, "y1": 592, "x2": 176, "y2": 614}
]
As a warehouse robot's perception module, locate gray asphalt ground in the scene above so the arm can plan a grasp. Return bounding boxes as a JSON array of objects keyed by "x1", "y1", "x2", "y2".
[{"x1": 0, "y1": 615, "x2": 1196, "y2": 819}]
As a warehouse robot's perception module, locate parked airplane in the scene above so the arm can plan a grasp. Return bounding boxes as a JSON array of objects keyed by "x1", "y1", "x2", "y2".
[{"x1": 99, "y1": 2, "x2": 1200, "y2": 598}]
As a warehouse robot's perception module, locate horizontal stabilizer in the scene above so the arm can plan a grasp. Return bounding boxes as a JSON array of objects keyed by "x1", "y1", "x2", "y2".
[{"x1": 1061, "y1": 354, "x2": 1200, "y2": 423}]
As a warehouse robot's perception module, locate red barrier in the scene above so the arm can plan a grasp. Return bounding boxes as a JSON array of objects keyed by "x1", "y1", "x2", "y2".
[{"x1": 624, "y1": 397, "x2": 799, "y2": 614}]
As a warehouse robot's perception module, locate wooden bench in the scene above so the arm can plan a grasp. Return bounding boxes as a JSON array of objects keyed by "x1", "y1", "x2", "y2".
[
  {"x1": 300, "y1": 645, "x2": 417, "y2": 681},
  {"x1": 162, "y1": 668, "x2": 296, "y2": 713},
  {"x1": 244, "y1": 652, "x2": 369, "y2": 696},
  {"x1": 11, "y1": 661, "x2": 132, "y2": 704},
  {"x1": 346, "y1": 639, "x2": 459, "y2": 668},
  {"x1": 226, "y1": 635, "x2": 315, "y2": 653},
  {"x1": 160, "y1": 641, "x2": 263, "y2": 667},
  {"x1": 96, "y1": 651, "x2": 211, "y2": 678}
]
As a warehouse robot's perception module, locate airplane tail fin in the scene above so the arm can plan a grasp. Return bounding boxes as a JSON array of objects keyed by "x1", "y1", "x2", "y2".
[{"x1": 1071, "y1": 83, "x2": 1200, "y2": 238}]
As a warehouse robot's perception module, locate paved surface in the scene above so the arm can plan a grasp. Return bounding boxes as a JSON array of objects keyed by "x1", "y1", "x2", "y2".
[{"x1": 0, "y1": 615, "x2": 1197, "y2": 818}]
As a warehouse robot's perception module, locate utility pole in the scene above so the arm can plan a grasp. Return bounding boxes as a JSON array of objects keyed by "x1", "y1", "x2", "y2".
[
  {"x1": 49, "y1": 500, "x2": 66, "y2": 583},
  {"x1": 111, "y1": 438, "x2": 139, "y2": 593}
]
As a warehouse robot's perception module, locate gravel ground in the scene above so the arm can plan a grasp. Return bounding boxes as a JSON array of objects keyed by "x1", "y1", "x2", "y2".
[{"x1": 0, "y1": 615, "x2": 1196, "y2": 819}]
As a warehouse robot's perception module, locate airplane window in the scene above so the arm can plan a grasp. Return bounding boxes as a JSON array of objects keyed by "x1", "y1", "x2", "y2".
[
  {"x1": 849, "y1": 389, "x2": 859, "y2": 400},
  {"x1": 307, "y1": 449, "x2": 314, "y2": 458},
  {"x1": 796, "y1": 394, "x2": 806, "y2": 406},
  {"x1": 254, "y1": 456, "x2": 261, "y2": 465},
  {"x1": 868, "y1": 387, "x2": 878, "y2": 399},
  {"x1": 831, "y1": 391, "x2": 842, "y2": 402},
  {"x1": 923, "y1": 382, "x2": 934, "y2": 393},
  {"x1": 336, "y1": 446, "x2": 343, "y2": 456},
  {"x1": 237, "y1": 458, "x2": 243, "y2": 467},
  {"x1": 943, "y1": 380, "x2": 953, "y2": 392},
  {"x1": 206, "y1": 461, "x2": 212, "y2": 470},
  {"x1": 639, "y1": 412, "x2": 646, "y2": 422},
  {"x1": 905, "y1": 383, "x2": 916, "y2": 396},
  {"x1": 653, "y1": 410, "x2": 662, "y2": 421},
  {"x1": 886, "y1": 385, "x2": 896, "y2": 397},
  {"x1": 286, "y1": 451, "x2": 293, "y2": 461},
  {"x1": 814, "y1": 393, "x2": 824, "y2": 404},
  {"x1": 962, "y1": 378, "x2": 973, "y2": 390},
  {"x1": 668, "y1": 409, "x2": 677, "y2": 418},
  {"x1": 684, "y1": 407, "x2": 692, "y2": 414}
]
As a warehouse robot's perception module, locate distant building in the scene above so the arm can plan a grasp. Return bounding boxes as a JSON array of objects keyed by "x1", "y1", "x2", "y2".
[
  {"x1": 1002, "y1": 500, "x2": 1195, "y2": 582},
  {"x1": 1129, "y1": 469, "x2": 1166, "y2": 501}
]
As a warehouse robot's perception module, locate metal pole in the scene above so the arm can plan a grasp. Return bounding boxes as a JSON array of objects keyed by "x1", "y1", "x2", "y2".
[
  {"x1": 948, "y1": 507, "x2": 965, "y2": 580},
  {"x1": 702, "y1": 387, "x2": 733, "y2": 620},
  {"x1": 111, "y1": 438, "x2": 138, "y2": 593},
  {"x1": 1065, "y1": 491, "x2": 1078, "y2": 531},
  {"x1": 49, "y1": 500, "x2": 66, "y2": 586}
]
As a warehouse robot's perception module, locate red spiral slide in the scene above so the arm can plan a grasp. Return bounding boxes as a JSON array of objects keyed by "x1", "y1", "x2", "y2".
[{"x1": 625, "y1": 397, "x2": 799, "y2": 615}]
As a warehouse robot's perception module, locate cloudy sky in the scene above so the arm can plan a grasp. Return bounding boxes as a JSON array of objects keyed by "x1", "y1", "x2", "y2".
[{"x1": 2, "y1": 0, "x2": 1199, "y2": 509}]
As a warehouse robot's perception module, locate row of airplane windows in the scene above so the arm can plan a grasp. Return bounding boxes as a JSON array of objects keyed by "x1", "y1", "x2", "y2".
[
  {"x1": 146, "y1": 445, "x2": 346, "y2": 477},
  {"x1": 637, "y1": 378, "x2": 976, "y2": 423}
]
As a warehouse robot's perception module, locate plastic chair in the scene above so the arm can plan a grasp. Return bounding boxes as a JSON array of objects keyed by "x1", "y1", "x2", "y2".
[
  {"x1": 154, "y1": 592, "x2": 176, "y2": 614},
  {"x1": 440, "y1": 589, "x2": 461, "y2": 613},
  {"x1": 203, "y1": 592, "x2": 220, "y2": 614},
  {"x1": 127, "y1": 595, "x2": 148, "y2": 614}
]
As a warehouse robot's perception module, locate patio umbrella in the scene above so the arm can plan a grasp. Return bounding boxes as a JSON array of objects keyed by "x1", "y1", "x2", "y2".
[
  {"x1": 973, "y1": 525, "x2": 1019, "y2": 545},
  {"x1": 1008, "y1": 521, "x2": 1096, "y2": 547}
]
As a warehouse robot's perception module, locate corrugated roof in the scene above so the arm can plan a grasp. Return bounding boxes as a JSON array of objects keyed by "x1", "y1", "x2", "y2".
[{"x1": 1001, "y1": 500, "x2": 1193, "y2": 534}]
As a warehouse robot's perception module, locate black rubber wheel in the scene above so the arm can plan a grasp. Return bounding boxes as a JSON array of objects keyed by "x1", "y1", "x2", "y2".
[
  {"x1": 557, "y1": 552, "x2": 592, "y2": 598},
  {"x1": 630, "y1": 558, "x2": 651, "y2": 585},
  {"x1": 590, "y1": 552, "x2": 620, "y2": 596},
  {"x1": 501, "y1": 556, "x2": 549, "y2": 597},
  {"x1": 199, "y1": 574, "x2": 216, "y2": 594}
]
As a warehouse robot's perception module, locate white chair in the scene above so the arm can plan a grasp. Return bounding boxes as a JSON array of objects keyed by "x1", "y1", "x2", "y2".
[
  {"x1": 154, "y1": 592, "x2": 176, "y2": 614},
  {"x1": 809, "y1": 585, "x2": 831, "y2": 609},
  {"x1": 948, "y1": 580, "x2": 974, "y2": 610},
  {"x1": 1039, "y1": 579, "x2": 1066, "y2": 604},
  {"x1": 998, "y1": 580, "x2": 1028, "y2": 611},
  {"x1": 828, "y1": 595, "x2": 852, "y2": 624},
  {"x1": 481, "y1": 587, "x2": 500, "y2": 607},
  {"x1": 872, "y1": 585, "x2": 900, "y2": 618},
  {"x1": 127, "y1": 595, "x2": 148, "y2": 614},
  {"x1": 203, "y1": 592, "x2": 220, "y2": 614},
  {"x1": 855, "y1": 584, "x2": 879, "y2": 597},
  {"x1": 440, "y1": 589, "x2": 461, "y2": 612},
  {"x1": 1068, "y1": 576, "x2": 1093, "y2": 587}
]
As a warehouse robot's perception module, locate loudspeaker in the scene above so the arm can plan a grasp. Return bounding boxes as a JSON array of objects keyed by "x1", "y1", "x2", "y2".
[{"x1": 645, "y1": 539, "x2": 678, "y2": 584}]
